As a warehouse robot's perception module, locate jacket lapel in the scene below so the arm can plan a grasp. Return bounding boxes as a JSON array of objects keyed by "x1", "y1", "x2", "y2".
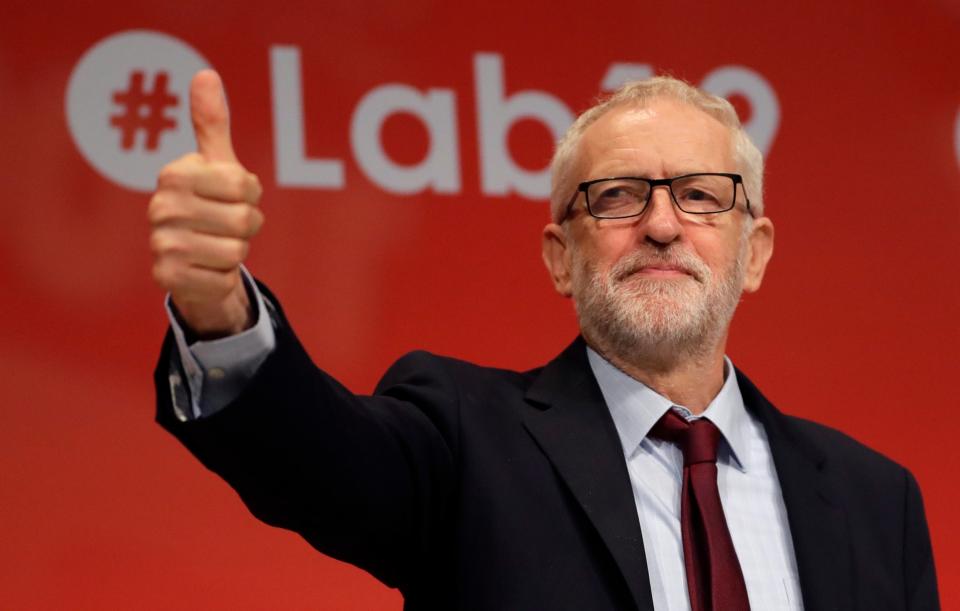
[
  {"x1": 523, "y1": 338, "x2": 654, "y2": 611},
  {"x1": 737, "y1": 371, "x2": 855, "y2": 611}
]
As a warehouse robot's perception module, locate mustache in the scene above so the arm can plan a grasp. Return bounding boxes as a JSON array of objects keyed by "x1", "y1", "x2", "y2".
[{"x1": 610, "y1": 248, "x2": 710, "y2": 283}]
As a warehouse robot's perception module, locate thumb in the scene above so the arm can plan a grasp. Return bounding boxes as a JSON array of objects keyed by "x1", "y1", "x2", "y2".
[{"x1": 190, "y1": 69, "x2": 237, "y2": 163}]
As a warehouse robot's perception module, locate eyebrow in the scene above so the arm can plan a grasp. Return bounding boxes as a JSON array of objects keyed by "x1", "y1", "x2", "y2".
[{"x1": 592, "y1": 168, "x2": 726, "y2": 180}]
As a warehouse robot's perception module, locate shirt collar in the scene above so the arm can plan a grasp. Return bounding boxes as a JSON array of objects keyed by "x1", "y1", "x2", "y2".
[{"x1": 586, "y1": 346, "x2": 752, "y2": 472}]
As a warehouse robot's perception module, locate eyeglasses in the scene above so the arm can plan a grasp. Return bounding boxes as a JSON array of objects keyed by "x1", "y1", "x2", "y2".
[{"x1": 559, "y1": 173, "x2": 752, "y2": 223}]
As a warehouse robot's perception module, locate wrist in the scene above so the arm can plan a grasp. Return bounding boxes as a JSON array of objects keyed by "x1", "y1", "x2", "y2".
[{"x1": 172, "y1": 282, "x2": 253, "y2": 341}]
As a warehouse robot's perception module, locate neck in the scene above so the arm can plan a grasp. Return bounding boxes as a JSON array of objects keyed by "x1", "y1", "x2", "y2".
[{"x1": 585, "y1": 333, "x2": 728, "y2": 414}]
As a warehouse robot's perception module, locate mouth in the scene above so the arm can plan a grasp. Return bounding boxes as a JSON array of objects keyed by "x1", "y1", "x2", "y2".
[
  {"x1": 616, "y1": 263, "x2": 697, "y2": 282},
  {"x1": 630, "y1": 265, "x2": 691, "y2": 277}
]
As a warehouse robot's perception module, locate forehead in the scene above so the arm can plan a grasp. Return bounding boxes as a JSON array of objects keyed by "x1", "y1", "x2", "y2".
[{"x1": 576, "y1": 98, "x2": 734, "y2": 180}]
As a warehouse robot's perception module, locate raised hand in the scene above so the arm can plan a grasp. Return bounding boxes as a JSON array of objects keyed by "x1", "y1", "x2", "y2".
[{"x1": 149, "y1": 70, "x2": 264, "y2": 338}]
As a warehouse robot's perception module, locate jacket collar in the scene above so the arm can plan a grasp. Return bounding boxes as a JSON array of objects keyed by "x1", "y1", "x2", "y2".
[{"x1": 523, "y1": 338, "x2": 654, "y2": 611}]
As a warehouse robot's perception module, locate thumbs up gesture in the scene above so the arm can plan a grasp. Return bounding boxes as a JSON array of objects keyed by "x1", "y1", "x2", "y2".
[{"x1": 149, "y1": 70, "x2": 263, "y2": 337}]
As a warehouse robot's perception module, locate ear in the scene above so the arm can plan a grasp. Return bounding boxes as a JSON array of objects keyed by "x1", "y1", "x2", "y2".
[
  {"x1": 542, "y1": 223, "x2": 573, "y2": 297},
  {"x1": 742, "y1": 216, "x2": 774, "y2": 293}
]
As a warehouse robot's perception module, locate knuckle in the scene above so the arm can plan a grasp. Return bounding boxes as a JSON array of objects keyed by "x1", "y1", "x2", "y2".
[
  {"x1": 151, "y1": 261, "x2": 177, "y2": 289},
  {"x1": 148, "y1": 231, "x2": 165, "y2": 256},
  {"x1": 156, "y1": 165, "x2": 185, "y2": 191},
  {"x1": 151, "y1": 263, "x2": 166, "y2": 287},
  {"x1": 223, "y1": 168, "x2": 249, "y2": 201},
  {"x1": 247, "y1": 172, "x2": 263, "y2": 203},
  {"x1": 149, "y1": 230, "x2": 181, "y2": 257},
  {"x1": 147, "y1": 193, "x2": 175, "y2": 226},
  {"x1": 238, "y1": 206, "x2": 263, "y2": 237},
  {"x1": 227, "y1": 239, "x2": 249, "y2": 265}
]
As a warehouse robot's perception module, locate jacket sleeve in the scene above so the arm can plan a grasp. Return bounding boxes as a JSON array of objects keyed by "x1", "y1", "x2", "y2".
[
  {"x1": 903, "y1": 469, "x2": 940, "y2": 610},
  {"x1": 154, "y1": 287, "x2": 458, "y2": 591}
]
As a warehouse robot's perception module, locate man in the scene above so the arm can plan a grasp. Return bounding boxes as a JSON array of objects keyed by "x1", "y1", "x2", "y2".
[{"x1": 151, "y1": 71, "x2": 939, "y2": 610}]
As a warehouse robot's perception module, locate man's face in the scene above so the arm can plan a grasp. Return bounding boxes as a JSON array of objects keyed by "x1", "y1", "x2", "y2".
[{"x1": 542, "y1": 99, "x2": 774, "y2": 363}]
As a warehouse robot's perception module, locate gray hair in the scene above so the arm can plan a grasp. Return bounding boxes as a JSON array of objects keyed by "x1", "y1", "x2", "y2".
[{"x1": 549, "y1": 76, "x2": 765, "y2": 222}]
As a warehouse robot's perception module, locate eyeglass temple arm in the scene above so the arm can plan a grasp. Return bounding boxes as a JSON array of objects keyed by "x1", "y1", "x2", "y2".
[{"x1": 556, "y1": 190, "x2": 581, "y2": 224}]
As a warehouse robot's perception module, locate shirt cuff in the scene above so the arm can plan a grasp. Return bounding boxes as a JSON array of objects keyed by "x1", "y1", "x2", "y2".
[{"x1": 165, "y1": 266, "x2": 277, "y2": 420}]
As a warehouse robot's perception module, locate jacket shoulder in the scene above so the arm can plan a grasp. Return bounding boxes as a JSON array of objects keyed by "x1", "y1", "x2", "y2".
[
  {"x1": 781, "y1": 413, "x2": 910, "y2": 480},
  {"x1": 761, "y1": 404, "x2": 922, "y2": 534},
  {"x1": 738, "y1": 370, "x2": 910, "y2": 480},
  {"x1": 376, "y1": 349, "x2": 541, "y2": 399}
]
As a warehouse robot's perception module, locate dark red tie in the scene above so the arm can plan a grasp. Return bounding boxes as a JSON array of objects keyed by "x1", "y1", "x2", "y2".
[{"x1": 650, "y1": 410, "x2": 750, "y2": 611}]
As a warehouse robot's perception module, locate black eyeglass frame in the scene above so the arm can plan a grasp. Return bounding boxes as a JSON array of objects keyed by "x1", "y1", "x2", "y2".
[{"x1": 558, "y1": 172, "x2": 753, "y2": 223}]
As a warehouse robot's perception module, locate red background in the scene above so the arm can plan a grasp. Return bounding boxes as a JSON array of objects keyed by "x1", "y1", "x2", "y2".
[{"x1": 2, "y1": 1, "x2": 958, "y2": 608}]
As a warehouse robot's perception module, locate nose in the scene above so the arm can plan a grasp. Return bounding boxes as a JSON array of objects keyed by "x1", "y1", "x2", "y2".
[{"x1": 639, "y1": 186, "x2": 683, "y2": 246}]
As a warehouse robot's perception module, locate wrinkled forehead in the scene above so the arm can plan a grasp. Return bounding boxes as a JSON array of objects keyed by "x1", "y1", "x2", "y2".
[{"x1": 575, "y1": 99, "x2": 736, "y2": 180}]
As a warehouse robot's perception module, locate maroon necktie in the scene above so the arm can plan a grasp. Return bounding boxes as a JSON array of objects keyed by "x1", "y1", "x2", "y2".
[{"x1": 650, "y1": 410, "x2": 751, "y2": 611}]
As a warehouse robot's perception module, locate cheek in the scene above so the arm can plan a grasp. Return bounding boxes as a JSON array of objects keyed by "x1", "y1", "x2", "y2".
[
  {"x1": 704, "y1": 245, "x2": 736, "y2": 272},
  {"x1": 588, "y1": 228, "x2": 640, "y2": 268},
  {"x1": 688, "y1": 225, "x2": 744, "y2": 272}
]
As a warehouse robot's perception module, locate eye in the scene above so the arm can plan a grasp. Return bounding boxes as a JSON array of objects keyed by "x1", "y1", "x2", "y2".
[
  {"x1": 672, "y1": 175, "x2": 734, "y2": 213},
  {"x1": 591, "y1": 181, "x2": 647, "y2": 203},
  {"x1": 693, "y1": 189, "x2": 715, "y2": 201},
  {"x1": 588, "y1": 181, "x2": 649, "y2": 216},
  {"x1": 596, "y1": 185, "x2": 635, "y2": 200},
  {"x1": 675, "y1": 186, "x2": 720, "y2": 202}
]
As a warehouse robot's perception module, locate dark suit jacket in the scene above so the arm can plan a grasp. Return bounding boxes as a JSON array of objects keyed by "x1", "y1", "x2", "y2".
[{"x1": 156, "y1": 297, "x2": 939, "y2": 611}]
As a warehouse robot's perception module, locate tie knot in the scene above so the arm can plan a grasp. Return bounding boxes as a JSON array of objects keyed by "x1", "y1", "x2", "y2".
[{"x1": 649, "y1": 409, "x2": 721, "y2": 466}]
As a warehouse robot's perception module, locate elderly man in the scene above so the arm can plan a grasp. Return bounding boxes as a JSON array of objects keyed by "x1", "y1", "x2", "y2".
[{"x1": 151, "y1": 71, "x2": 939, "y2": 611}]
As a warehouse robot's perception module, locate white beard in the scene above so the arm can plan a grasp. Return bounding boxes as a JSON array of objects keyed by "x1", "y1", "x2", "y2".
[{"x1": 569, "y1": 238, "x2": 747, "y2": 366}]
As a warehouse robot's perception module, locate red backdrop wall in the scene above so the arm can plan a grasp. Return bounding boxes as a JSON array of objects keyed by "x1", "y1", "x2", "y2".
[{"x1": 2, "y1": 1, "x2": 958, "y2": 608}]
